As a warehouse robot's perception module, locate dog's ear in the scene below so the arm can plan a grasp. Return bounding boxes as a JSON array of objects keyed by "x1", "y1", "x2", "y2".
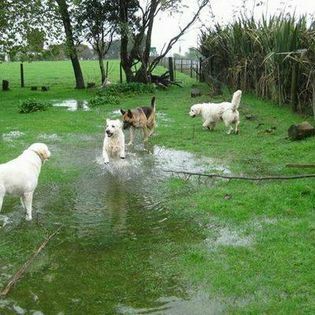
[
  {"x1": 38, "y1": 146, "x2": 51, "y2": 161},
  {"x1": 106, "y1": 118, "x2": 110, "y2": 125},
  {"x1": 127, "y1": 110, "x2": 133, "y2": 118},
  {"x1": 118, "y1": 120, "x2": 123, "y2": 128},
  {"x1": 120, "y1": 109, "x2": 126, "y2": 115}
]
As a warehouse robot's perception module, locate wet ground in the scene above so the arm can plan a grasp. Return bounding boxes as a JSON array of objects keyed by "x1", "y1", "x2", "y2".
[{"x1": 0, "y1": 131, "x2": 229, "y2": 314}]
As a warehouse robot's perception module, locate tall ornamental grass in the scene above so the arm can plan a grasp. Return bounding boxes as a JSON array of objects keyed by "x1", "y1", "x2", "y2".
[{"x1": 200, "y1": 14, "x2": 315, "y2": 116}]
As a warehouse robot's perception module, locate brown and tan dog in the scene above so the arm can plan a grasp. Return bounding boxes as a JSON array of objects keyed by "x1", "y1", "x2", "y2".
[{"x1": 120, "y1": 97, "x2": 156, "y2": 145}]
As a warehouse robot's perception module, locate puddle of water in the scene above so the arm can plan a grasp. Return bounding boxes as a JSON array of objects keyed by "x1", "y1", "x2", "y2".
[
  {"x1": 112, "y1": 109, "x2": 122, "y2": 116},
  {"x1": 2, "y1": 131, "x2": 25, "y2": 142},
  {"x1": 117, "y1": 291, "x2": 224, "y2": 314},
  {"x1": 0, "y1": 138, "x2": 230, "y2": 314},
  {"x1": 205, "y1": 224, "x2": 253, "y2": 250},
  {"x1": 37, "y1": 133, "x2": 60, "y2": 142},
  {"x1": 52, "y1": 100, "x2": 90, "y2": 111},
  {"x1": 213, "y1": 227, "x2": 252, "y2": 247}
]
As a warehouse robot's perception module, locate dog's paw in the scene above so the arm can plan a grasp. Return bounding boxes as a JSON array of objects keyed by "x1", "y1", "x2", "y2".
[
  {"x1": 25, "y1": 215, "x2": 32, "y2": 221},
  {"x1": 127, "y1": 142, "x2": 133, "y2": 146}
]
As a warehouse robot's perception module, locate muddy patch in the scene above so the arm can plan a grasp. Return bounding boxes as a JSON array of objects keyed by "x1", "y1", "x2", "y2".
[{"x1": 52, "y1": 100, "x2": 90, "y2": 111}]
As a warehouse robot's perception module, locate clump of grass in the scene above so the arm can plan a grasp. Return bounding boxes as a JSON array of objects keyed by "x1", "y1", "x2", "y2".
[
  {"x1": 89, "y1": 95, "x2": 120, "y2": 108},
  {"x1": 97, "y1": 82, "x2": 155, "y2": 97},
  {"x1": 18, "y1": 99, "x2": 51, "y2": 113},
  {"x1": 200, "y1": 13, "x2": 315, "y2": 115}
]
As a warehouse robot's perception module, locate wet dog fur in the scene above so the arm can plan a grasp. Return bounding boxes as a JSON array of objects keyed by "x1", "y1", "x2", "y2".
[
  {"x1": 189, "y1": 90, "x2": 242, "y2": 134},
  {"x1": 120, "y1": 97, "x2": 156, "y2": 145},
  {"x1": 102, "y1": 119, "x2": 125, "y2": 164},
  {"x1": 0, "y1": 143, "x2": 51, "y2": 220}
]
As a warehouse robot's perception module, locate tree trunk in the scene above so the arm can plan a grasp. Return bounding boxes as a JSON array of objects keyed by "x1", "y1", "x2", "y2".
[
  {"x1": 119, "y1": 0, "x2": 134, "y2": 83},
  {"x1": 134, "y1": 65, "x2": 149, "y2": 83},
  {"x1": 56, "y1": 0, "x2": 85, "y2": 89},
  {"x1": 98, "y1": 56, "x2": 106, "y2": 84}
]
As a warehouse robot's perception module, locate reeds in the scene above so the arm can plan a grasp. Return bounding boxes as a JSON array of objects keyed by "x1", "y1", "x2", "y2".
[{"x1": 200, "y1": 14, "x2": 315, "y2": 115}]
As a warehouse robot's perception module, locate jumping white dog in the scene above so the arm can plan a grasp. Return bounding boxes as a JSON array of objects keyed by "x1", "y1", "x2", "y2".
[
  {"x1": 0, "y1": 143, "x2": 51, "y2": 221},
  {"x1": 102, "y1": 119, "x2": 125, "y2": 164},
  {"x1": 189, "y1": 90, "x2": 242, "y2": 134}
]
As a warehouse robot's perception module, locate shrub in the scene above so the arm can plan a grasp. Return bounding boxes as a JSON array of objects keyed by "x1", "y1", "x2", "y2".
[
  {"x1": 89, "y1": 95, "x2": 120, "y2": 108},
  {"x1": 97, "y1": 82, "x2": 155, "y2": 97},
  {"x1": 19, "y1": 99, "x2": 51, "y2": 113}
]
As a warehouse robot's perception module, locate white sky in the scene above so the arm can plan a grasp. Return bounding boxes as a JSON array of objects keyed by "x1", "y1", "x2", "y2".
[{"x1": 152, "y1": 0, "x2": 315, "y2": 55}]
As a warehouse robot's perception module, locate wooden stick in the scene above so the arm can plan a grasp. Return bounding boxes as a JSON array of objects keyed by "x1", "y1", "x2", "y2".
[
  {"x1": 162, "y1": 169, "x2": 315, "y2": 181},
  {"x1": 286, "y1": 163, "x2": 315, "y2": 168},
  {"x1": 0, "y1": 225, "x2": 63, "y2": 297}
]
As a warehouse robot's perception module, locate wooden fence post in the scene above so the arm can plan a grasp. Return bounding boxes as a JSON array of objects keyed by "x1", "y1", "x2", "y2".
[
  {"x1": 105, "y1": 61, "x2": 109, "y2": 78},
  {"x1": 119, "y1": 62, "x2": 123, "y2": 83},
  {"x1": 168, "y1": 57, "x2": 174, "y2": 81},
  {"x1": 199, "y1": 57, "x2": 205, "y2": 82},
  {"x1": 290, "y1": 62, "x2": 299, "y2": 112},
  {"x1": 190, "y1": 60, "x2": 193, "y2": 78},
  {"x1": 20, "y1": 63, "x2": 24, "y2": 88},
  {"x1": 312, "y1": 78, "x2": 315, "y2": 120},
  {"x1": 2, "y1": 80, "x2": 9, "y2": 91}
]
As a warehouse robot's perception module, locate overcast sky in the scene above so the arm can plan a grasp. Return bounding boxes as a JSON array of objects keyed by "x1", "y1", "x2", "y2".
[{"x1": 152, "y1": 0, "x2": 315, "y2": 55}]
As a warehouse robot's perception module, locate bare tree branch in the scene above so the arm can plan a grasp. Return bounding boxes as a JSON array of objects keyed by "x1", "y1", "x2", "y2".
[{"x1": 162, "y1": 169, "x2": 315, "y2": 181}]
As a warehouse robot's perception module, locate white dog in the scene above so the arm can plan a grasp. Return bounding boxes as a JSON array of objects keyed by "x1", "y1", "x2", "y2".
[
  {"x1": 0, "y1": 143, "x2": 51, "y2": 221},
  {"x1": 189, "y1": 90, "x2": 242, "y2": 134},
  {"x1": 102, "y1": 119, "x2": 125, "y2": 164}
]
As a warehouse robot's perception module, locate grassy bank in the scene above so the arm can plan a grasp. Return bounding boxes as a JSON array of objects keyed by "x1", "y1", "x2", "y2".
[{"x1": 0, "y1": 60, "x2": 314, "y2": 313}]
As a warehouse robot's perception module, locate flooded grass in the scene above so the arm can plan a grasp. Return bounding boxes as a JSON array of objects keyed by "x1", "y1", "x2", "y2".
[
  {"x1": 0, "y1": 135, "x2": 224, "y2": 314},
  {"x1": 0, "y1": 73, "x2": 314, "y2": 314}
]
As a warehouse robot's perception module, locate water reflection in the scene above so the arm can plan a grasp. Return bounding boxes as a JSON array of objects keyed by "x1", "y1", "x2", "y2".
[{"x1": 0, "y1": 141, "x2": 229, "y2": 314}]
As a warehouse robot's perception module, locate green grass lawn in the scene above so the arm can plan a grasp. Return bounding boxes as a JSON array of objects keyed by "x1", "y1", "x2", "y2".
[{"x1": 0, "y1": 60, "x2": 314, "y2": 314}]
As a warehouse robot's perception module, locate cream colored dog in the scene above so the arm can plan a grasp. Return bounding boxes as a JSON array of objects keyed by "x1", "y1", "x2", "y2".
[
  {"x1": 102, "y1": 119, "x2": 125, "y2": 164},
  {"x1": 189, "y1": 90, "x2": 242, "y2": 134},
  {"x1": 0, "y1": 143, "x2": 51, "y2": 221}
]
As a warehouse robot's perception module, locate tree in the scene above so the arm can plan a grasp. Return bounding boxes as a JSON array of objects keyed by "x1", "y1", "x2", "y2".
[
  {"x1": 1, "y1": 0, "x2": 85, "y2": 89},
  {"x1": 76, "y1": 0, "x2": 116, "y2": 84},
  {"x1": 55, "y1": 0, "x2": 85, "y2": 89},
  {"x1": 117, "y1": 0, "x2": 210, "y2": 83}
]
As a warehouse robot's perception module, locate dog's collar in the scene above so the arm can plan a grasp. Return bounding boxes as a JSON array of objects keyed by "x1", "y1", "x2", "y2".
[{"x1": 28, "y1": 149, "x2": 44, "y2": 163}]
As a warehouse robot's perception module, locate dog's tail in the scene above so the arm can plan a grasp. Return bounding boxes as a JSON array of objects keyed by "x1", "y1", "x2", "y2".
[
  {"x1": 151, "y1": 96, "x2": 156, "y2": 110},
  {"x1": 231, "y1": 90, "x2": 242, "y2": 111}
]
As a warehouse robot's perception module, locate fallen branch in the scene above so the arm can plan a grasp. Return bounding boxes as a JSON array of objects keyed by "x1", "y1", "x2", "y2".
[
  {"x1": 286, "y1": 163, "x2": 315, "y2": 168},
  {"x1": 162, "y1": 169, "x2": 315, "y2": 181},
  {"x1": 0, "y1": 225, "x2": 63, "y2": 297}
]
